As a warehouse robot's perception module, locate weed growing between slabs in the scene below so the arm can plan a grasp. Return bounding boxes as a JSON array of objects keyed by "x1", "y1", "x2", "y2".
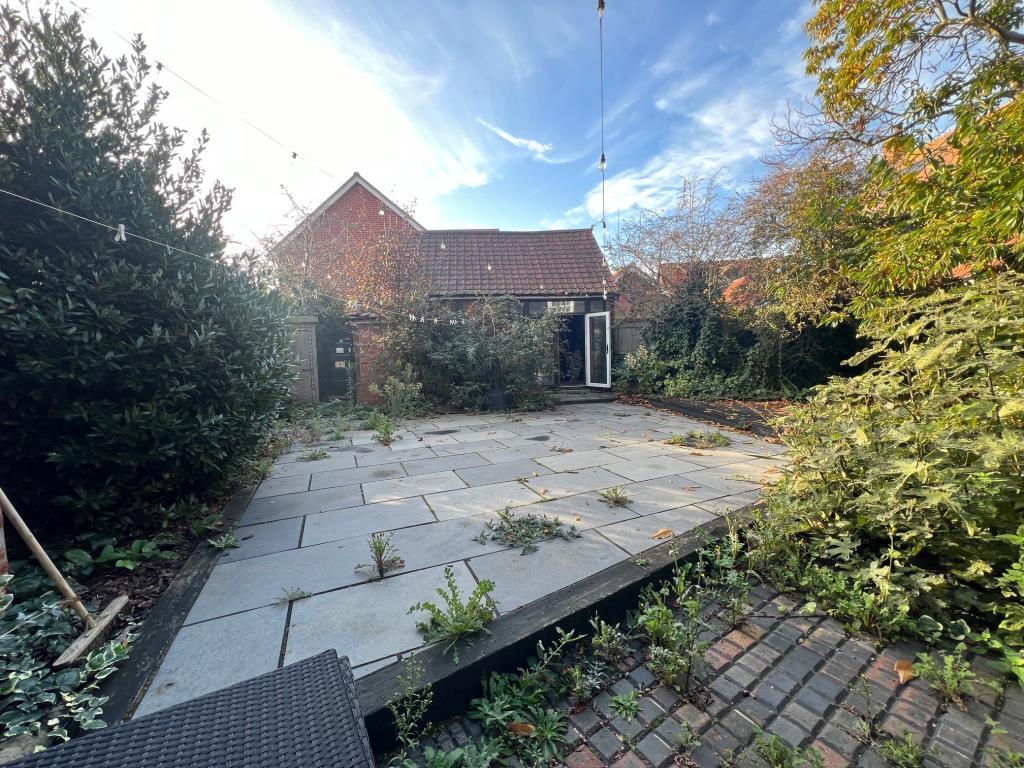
[{"x1": 474, "y1": 508, "x2": 581, "y2": 555}]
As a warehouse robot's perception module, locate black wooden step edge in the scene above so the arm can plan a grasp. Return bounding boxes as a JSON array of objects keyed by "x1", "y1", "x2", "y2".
[
  {"x1": 357, "y1": 508, "x2": 756, "y2": 753},
  {"x1": 646, "y1": 397, "x2": 780, "y2": 438},
  {"x1": 98, "y1": 484, "x2": 256, "y2": 724}
]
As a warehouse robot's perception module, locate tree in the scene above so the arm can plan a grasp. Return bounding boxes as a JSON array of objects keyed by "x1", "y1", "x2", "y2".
[
  {"x1": 608, "y1": 174, "x2": 743, "y2": 302},
  {"x1": 0, "y1": 4, "x2": 293, "y2": 529},
  {"x1": 739, "y1": 150, "x2": 867, "y2": 325},
  {"x1": 804, "y1": 0, "x2": 1024, "y2": 147}
]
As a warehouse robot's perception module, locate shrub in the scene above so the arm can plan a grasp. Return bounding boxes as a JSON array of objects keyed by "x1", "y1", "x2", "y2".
[
  {"x1": 614, "y1": 345, "x2": 664, "y2": 395},
  {"x1": 381, "y1": 297, "x2": 561, "y2": 411},
  {"x1": 369, "y1": 364, "x2": 428, "y2": 418},
  {"x1": 1, "y1": 568, "x2": 129, "y2": 744},
  {"x1": 768, "y1": 274, "x2": 1024, "y2": 679},
  {"x1": 0, "y1": 6, "x2": 293, "y2": 530}
]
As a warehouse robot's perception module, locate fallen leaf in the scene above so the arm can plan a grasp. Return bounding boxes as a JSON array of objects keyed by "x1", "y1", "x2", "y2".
[
  {"x1": 508, "y1": 722, "x2": 535, "y2": 737},
  {"x1": 690, "y1": 451, "x2": 706, "y2": 456},
  {"x1": 650, "y1": 527, "x2": 674, "y2": 540},
  {"x1": 894, "y1": 659, "x2": 917, "y2": 684},
  {"x1": 682, "y1": 485, "x2": 699, "y2": 491},
  {"x1": 574, "y1": 514, "x2": 582, "y2": 523}
]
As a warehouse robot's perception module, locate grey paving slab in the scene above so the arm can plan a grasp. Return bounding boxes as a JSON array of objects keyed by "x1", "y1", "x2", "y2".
[
  {"x1": 469, "y1": 533, "x2": 627, "y2": 612},
  {"x1": 603, "y1": 455, "x2": 705, "y2": 482},
  {"x1": 301, "y1": 496, "x2": 436, "y2": 547},
  {"x1": 269, "y1": 452, "x2": 357, "y2": 478},
  {"x1": 356, "y1": 445, "x2": 438, "y2": 466},
  {"x1": 681, "y1": 466, "x2": 767, "y2": 495},
  {"x1": 455, "y1": 458, "x2": 551, "y2": 487},
  {"x1": 478, "y1": 443, "x2": 568, "y2": 464},
  {"x1": 526, "y1": 492, "x2": 640, "y2": 530},
  {"x1": 363, "y1": 470, "x2": 467, "y2": 503},
  {"x1": 400, "y1": 452, "x2": 489, "y2": 477},
  {"x1": 596, "y1": 505, "x2": 718, "y2": 554},
  {"x1": 308, "y1": 463, "x2": 407, "y2": 491},
  {"x1": 695, "y1": 490, "x2": 762, "y2": 515},
  {"x1": 425, "y1": 480, "x2": 543, "y2": 520},
  {"x1": 668, "y1": 446, "x2": 764, "y2": 468},
  {"x1": 622, "y1": 475, "x2": 727, "y2": 516},
  {"x1": 135, "y1": 604, "x2": 287, "y2": 716},
  {"x1": 533, "y1": 449, "x2": 620, "y2": 472},
  {"x1": 602, "y1": 443, "x2": 678, "y2": 462},
  {"x1": 219, "y1": 517, "x2": 302, "y2": 562},
  {"x1": 520, "y1": 466, "x2": 626, "y2": 499},
  {"x1": 402, "y1": 434, "x2": 461, "y2": 447},
  {"x1": 252, "y1": 473, "x2": 310, "y2": 499},
  {"x1": 431, "y1": 438, "x2": 506, "y2": 456},
  {"x1": 274, "y1": 444, "x2": 358, "y2": 465},
  {"x1": 284, "y1": 562, "x2": 479, "y2": 667},
  {"x1": 454, "y1": 428, "x2": 519, "y2": 442},
  {"x1": 240, "y1": 485, "x2": 365, "y2": 525},
  {"x1": 390, "y1": 515, "x2": 508, "y2": 569},
  {"x1": 186, "y1": 537, "x2": 373, "y2": 623}
]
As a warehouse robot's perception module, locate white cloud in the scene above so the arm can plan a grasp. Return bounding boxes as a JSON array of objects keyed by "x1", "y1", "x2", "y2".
[
  {"x1": 706, "y1": 11, "x2": 721, "y2": 26},
  {"x1": 54, "y1": 0, "x2": 493, "y2": 250},
  {"x1": 476, "y1": 118, "x2": 554, "y2": 158}
]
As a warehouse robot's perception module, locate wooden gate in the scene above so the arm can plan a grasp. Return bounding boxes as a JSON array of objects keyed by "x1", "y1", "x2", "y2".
[{"x1": 289, "y1": 316, "x2": 319, "y2": 403}]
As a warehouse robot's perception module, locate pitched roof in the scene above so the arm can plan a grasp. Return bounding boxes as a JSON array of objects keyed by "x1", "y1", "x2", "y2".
[
  {"x1": 273, "y1": 173, "x2": 424, "y2": 253},
  {"x1": 417, "y1": 229, "x2": 610, "y2": 297}
]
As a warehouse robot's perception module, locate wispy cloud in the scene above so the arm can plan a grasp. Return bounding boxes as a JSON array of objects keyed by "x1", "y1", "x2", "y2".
[{"x1": 476, "y1": 118, "x2": 553, "y2": 158}]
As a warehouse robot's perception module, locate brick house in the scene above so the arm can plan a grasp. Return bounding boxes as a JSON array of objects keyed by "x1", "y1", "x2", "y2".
[{"x1": 274, "y1": 173, "x2": 616, "y2": 404}]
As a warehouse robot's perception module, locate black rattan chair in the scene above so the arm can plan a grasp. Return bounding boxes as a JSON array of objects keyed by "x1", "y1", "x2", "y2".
[{"x1": 9, "y1": 651, "x2": 375, "y2": 768}]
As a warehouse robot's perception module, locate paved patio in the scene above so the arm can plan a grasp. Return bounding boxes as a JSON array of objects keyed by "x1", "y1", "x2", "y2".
[{"x1": 136, "y1": 402, "x2": 786, "y2": 715}]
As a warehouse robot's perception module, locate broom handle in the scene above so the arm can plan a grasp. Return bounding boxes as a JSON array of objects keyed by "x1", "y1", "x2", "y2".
[{"x1": 0, "y1": 486, "x2": 96, "y2": 629}]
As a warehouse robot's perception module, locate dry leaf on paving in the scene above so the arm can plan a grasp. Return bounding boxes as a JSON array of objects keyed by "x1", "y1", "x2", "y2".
[
  {"x1": 574, "y1": 514, "x2": 582, "y2": 522},
  {"x1": 508, "y1": 722, "x2": 535, "y2": 737},
  {"x1": 690, "y1": 451, "x2": 705, "y2": 456},
  {"x1": 894, "y1": 659, "x2": 917, "y2": 684},
  {"x1": 651, "y1": 528, "x2": 674, "y2": 540},
  {"x1": 682, "y1": 485, "x2": 699, "y2": 491}
]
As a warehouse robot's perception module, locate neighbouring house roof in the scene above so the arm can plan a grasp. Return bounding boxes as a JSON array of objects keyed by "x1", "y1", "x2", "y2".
[{"x1": 418, "y1": 229, "x2": 610, "y2": 298}]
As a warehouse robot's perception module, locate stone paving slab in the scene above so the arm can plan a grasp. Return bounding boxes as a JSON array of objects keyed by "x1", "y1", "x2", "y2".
[
  {"x1": 240, "y1": 485, "x2": 365, "y2": 525},
  {"x1": 468, "y1": 533, "x2": 628, "y2": 612},
  {"x1": 363, "y1": 469, "x2": 467, "y2": 503},
  {"x1": 219, "y1": 517, "x2": 303, "y2": 562},
  {"x1": 268, "y1": 452, "x2": 357, "y2": 478},
  {"x1": 185, "y1": 537, "x2": 372, "y2": 623},
  {"x1": 142, "y1": 402, "x2": 788, "y2": 715},
  {"x1": 603, "y1": 455, "x2": 704, "y2": 482},
  {"x1": 623, "y1": 475, "x2": 726, "y2": 516},
  {"x1": 284, "y1": 562, "x2": 479, "y2": 667},
  {"x1": 596, "y1": 504, "x2": 717, "y2": 554},
  {"x1": 251, "y1": 473, "x2": 310, "y2": 498},
  {"x1": 521, "y1": 466, "x2": 626, "y2": 499},
  {"x1": 355, "y1": 445, "x2": 438, "y2": 466},
  {"x1": 425, "y1": 480, "x2": 543, "y2": 520},
  {"x1": 301, "y1": 497, "x2": 436, "y2": 547},
  {"x1": 135, "y1": 604, "x2": 287, "y2": 716},
  {"x1": 399, "y1": 453, "x2": 490, "y2": 477},
  {"x1": 455, "y1": 458, "x2": 552, "y2": 486},
  {"x1": 525, "y1": 492, "x2": 640, "y2": 530}
]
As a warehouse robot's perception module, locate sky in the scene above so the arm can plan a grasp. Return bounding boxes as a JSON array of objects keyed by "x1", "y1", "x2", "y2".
[{"x1": 62, "y1": 0, "x2": 816, "y2": 253}]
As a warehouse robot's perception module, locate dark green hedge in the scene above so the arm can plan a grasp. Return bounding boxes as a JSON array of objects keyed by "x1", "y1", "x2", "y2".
[{"x1": 0, "y1": 5, "x2": 294, "y2": 529}]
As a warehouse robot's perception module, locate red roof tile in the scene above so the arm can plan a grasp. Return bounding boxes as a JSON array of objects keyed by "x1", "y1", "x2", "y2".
[{"x1": 417, "y1": 229, "x2": 610, "y2": 297}]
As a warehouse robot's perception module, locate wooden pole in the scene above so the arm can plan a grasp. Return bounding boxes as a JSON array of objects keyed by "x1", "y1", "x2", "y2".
[{"x1": 0, "y1": 486, "x2": 95, "y2": 629}]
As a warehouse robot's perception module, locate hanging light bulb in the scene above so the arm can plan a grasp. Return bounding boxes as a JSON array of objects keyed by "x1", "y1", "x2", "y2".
[{"x1": 598, "y1": 152, "x2": 607, "y2": 172}]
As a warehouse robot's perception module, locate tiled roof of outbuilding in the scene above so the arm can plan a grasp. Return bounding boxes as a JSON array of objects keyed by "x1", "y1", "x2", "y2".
[{"x1": 417, "y1": 229, "x2": 610, "y2": 297}]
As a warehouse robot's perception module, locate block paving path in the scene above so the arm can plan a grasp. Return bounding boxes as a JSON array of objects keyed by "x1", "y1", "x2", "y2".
[
  {"x1": 412, "y1": 585, "x2": 1024, "y2": 768},
  {"x1": 137, "y1": 402, "x2": 785, "y2": 715}
]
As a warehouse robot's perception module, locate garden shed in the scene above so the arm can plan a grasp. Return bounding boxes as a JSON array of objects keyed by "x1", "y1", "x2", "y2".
[{"x1": 273, "y1": 173, "x2": 617, "y2": 404}]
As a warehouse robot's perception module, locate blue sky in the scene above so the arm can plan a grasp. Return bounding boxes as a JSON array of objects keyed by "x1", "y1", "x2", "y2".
[{"x1": 73, "y1": 0, "x2": 815, "y2": 250}]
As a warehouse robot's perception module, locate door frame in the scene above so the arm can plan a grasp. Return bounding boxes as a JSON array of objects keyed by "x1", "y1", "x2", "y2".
[{"x1": 584, "y1": 311, "x2": 612, "y2": 389}]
